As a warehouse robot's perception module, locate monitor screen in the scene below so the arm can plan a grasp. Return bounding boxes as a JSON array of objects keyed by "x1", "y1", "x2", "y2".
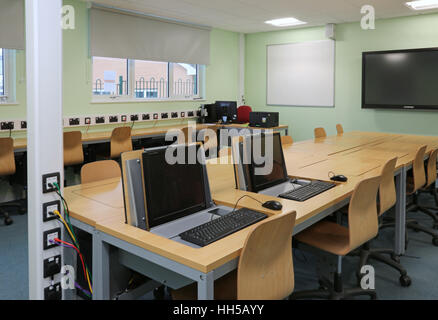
[
  {"x1": 246, "y1": 132, "x2": 288, "y2": 192},
  {"x1": 215, "y1": 101, "x2": 237, "y2": 121},
  {"x1": 142, "y1": 145, "x2": 207, "y2": 228},
  {"x1": 362, "y1": 48, "x2": 438, "y2": 110}
]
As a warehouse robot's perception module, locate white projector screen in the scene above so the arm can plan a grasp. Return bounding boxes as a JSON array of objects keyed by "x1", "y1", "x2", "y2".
[{"x1": 267, "y1": 40, "x2": 335, "y2": 107}]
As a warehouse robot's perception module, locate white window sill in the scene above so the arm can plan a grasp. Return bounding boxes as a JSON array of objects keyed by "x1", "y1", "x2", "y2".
[
  {"x1": 91, "y1": 98, "x2": 206, "y2": 104},
  {"x1": 0, "y1": 101, "x2": 19, "y2": 106}
]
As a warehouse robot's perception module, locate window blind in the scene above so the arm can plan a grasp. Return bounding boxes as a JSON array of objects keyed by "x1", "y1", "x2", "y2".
[
  {"x1": 90, "y1": 7, "x2": 211, "y2": 65},
  {"x1": 0, "y1": 0, "x2": 25, "y2": 50}
]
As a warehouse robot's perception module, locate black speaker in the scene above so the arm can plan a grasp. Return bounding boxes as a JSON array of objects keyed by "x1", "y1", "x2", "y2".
[{"x1": 204, "y1": 104, "x2": 219, "y2": 123}]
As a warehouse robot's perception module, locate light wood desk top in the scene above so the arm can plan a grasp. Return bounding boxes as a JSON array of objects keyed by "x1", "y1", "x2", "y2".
[{"x1": 63, "y1": 131, "x2": 438, "y2": 274}]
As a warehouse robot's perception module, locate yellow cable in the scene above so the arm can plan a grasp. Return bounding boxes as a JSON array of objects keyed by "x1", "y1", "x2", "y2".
[
  {"x1": 53, "y1": 210, "x2": 77, "y2": 245},
  {"x1": 53, "y1": 210, "x2": 93, "y2": 294}
]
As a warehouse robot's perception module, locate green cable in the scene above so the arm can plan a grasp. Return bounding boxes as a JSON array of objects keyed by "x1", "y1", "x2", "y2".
[{"x1": 53, "y1": 182, "x2": 93, "y2": 281}]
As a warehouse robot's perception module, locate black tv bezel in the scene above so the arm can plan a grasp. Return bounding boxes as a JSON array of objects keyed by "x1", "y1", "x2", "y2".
[{"x1": 362, "y1": 47, "x2": 438, "y2": 110}]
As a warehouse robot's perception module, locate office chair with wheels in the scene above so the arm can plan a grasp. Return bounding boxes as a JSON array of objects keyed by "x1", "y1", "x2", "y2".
[
  {"x1": 407, "y1": 148, "x2": 438, "y2": 229},
  {"x1": 237, "y1": 105, "x2": 252, "y2": 124},
  {"x1": 314, "y1": 127, "x2": 327, "y2": 139},
  {"x1": 0, "y1": 138, "x2": 26, "y2": 226},
  {"x1": 171, "y1": 211, "x2": 296, "y2": 300},
  {"x1": 290, "y1": 175, "x2": 381, "y2": 300},
  {"x1": 404, "y1": 147, "x2": 438, "y2": 245},
  {"x1": 354, "y1": 157, "x2": 411, "y2": 287}
]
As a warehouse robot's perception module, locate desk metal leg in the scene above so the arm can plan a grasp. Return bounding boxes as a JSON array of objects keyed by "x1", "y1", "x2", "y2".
[
  {"x1": 197, "y1": 271, "x2": 214, "y2": 300},
  {"x1": 92, "y1": 232, "x2": 110, "y2": 300},
  {"x1": 395, "y1": 167, "x2": 407, "y2": 256}
]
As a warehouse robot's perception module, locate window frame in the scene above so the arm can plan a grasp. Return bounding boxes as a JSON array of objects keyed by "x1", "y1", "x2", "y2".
[{"x1": 91, "y1": 57, "x2": 204, "y2": 103}]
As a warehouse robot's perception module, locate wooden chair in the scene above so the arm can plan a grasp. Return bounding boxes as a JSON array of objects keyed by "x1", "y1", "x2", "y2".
[
  {"x1": 405, "y1": 147, "x2": 438, "y2": 245},
  {"x1": 171, "y1": 211, "x2": 296, "y2": 300},
  {"x1": 314, "y1": 127, "x2": 327, "y2": 139},
  {"x1": 354, "y1": 158, "x2": 411, "y2": 287},
  {"x1": 281, "y1": 135, "x2": 293, "y2": 146},
  {"x1": 110, "y1": 127, "x2": 133, "y2": 159},
  {"x1": 336, "y1": 124, "x2": 344, "y2": 135},
  {"x1": 64, "y1": 131, "x2": 84, "y2": 166},
  {"x1": 81, "y1": 160, "x2": 121, "y2": 184},
  {"x1": 0, "y1": 138, "x2": 24, "y2": 225},
  {"x1": 291, "y1": 175, "x2": 381, "y2": 300}
]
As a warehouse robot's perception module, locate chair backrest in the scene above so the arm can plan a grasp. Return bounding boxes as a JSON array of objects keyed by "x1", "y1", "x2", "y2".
[
  {"x1": 378, "y1": 157, "x2": 398, "y2": 216},
  {"x1": 410, "y1": 145, "x2": 427, "y2": 193},
  {"x1": 336, "y1": 124, "x2": 344, "y2": 135},
  {"x1": 237, "y1": 105, "x2": 252, "y2": 123},
  {"x1": 237, "y1": 211, "x2": 296, "y2": 300},
  {"x1": 281, "y1": 135, "x2": 293, "y2": 146},
  {"x1": 110, "y1": 127, "x2": 133, "y2": 159},
  {"x1": 81, "y1": 160, "x2": 121, "y2": 184},
  {"x1": 0, "y1": 137, "x2": 16, "y2": 176},
  {"x1": 314, "y1": 127, "x2": 327, "y2": 139},
  {"x1": 425, "y1": 148, "x2": 438, "y2": 188},
  {"x1": 348, "y1": 175, "x2": 381, "y2": 251},
  {"x1": 63, "y1": 131, "x2": 84, "y2": 166}
]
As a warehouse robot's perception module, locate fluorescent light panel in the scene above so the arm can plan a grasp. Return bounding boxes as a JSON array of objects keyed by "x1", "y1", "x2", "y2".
[
  {"x1": 406, "y1": 0, "x2": 438, "y2": 10},
  {"x1": 265, "y1": 17, "x2": 307, "y2": 27}
]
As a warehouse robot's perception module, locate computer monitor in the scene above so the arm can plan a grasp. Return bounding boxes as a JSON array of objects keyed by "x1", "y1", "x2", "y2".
[
  {"x1": 142, "y1": 144, "x2": 209, "y2": 228},
  {"x1": 239, "y1": 132, "x2": 288, "y2": 192},
  {"x1": 215, "y1": 101, "x2": 238, "y2": 122}
]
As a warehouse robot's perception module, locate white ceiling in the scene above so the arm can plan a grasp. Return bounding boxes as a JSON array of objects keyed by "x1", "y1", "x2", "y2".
[{"x1": 89, "y1": 0, "x2": 438, "y2": 33}]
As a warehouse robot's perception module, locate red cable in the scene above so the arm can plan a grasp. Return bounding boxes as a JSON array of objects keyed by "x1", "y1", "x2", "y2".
[{"x1": 54, "y1": 238, "x2": 87, "y2": 282}]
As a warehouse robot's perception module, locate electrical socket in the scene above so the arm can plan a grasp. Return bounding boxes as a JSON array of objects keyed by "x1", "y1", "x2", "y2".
[
  {"x1": 161, "y1": 112, "x2": 169, "y2": 119},
  {"x1": 95, "y1": 116, "x2": 105, "y2": 124},
  {"x1": 171, "y1": 112, "x2": 178, "y2": 118},
  {"x1": 44, "y1": 283, "x2": 62, "y2": 300},
  {"x1": 180, "y1": 112, "x2": 185, "y2": 118},
  {"x1": 43, "y1": 227, "x2": 61, "y2": 250},
  {"x1": 153, "y1": 113, "x2": 159, "y2": 120},
  {"x1": 69, "y1": 118, "x2": 80, "y2": 126},
  {"x1": 130, "y1": 114, "x2": 139, "y2": 121},
  {"x1": 42, "y1": 172, "x2": 60, "y2": 193},
  {"x1": 188, "y1": 111, "x2": 194, "y2": 117},
  {"x1": 121, "y1": 115, "x2": 127, "y2": 122},
  {"x1": 84, "y1": 117, "x2": 91, "y2": 125},
  {"x1": 42, "y1": 200, "x2": 61, "y2": 222},
  {"x1": 1, "y1": 121, "x2": 14, "y2": 130},
  {"x1": 109, "y1": 116, "x2": 118, "y2": 123},
  {"x1": 21, "y1": 121, "x2": 27, "y2": 129},
  {"x1": 142, "y1": 114, "x2": 150, "y2": 121}
]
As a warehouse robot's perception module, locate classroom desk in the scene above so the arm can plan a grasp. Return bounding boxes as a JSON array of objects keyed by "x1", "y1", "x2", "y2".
[
  {"x1": 63, "y1": 131, "x2": 438, "y2": 300},
  {"x1": 12, "y1": 123, "x2": 289, "y2": 152}
]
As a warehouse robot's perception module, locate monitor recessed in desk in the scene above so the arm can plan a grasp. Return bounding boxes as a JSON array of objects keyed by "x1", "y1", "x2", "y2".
[{"x1": 142, "y1": 144, "x2": 209, "y2": 228}]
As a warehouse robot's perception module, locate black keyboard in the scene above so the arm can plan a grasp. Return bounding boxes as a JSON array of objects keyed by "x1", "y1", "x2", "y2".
[
  {"x1": 179, "y1": 208, "x2": 268, "y2": 247},
  {"x1": 279, "y1": 180, "x2": 335, "y2": 202}
]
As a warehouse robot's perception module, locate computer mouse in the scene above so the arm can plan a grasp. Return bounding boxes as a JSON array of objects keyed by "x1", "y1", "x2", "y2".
[
  {"x1": 330, "y1": 175, "x2": 348, "y2": 182},
  {"x1": 262, "y1": 200, "x2": 283, "y2": 211}
]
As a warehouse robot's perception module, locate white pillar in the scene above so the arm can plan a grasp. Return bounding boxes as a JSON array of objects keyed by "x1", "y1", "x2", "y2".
[{"x1": 26, "y1": 0, "x2": 64, "y2": 300}]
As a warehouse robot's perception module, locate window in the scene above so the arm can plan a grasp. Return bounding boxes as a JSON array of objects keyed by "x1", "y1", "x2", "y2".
[
  {"x1": 0, "y1": 48, "x2": 16, "y2": 104},
  {"x1": 92, "y1": 57, "x2": 129, "y2": 96},
  {"x1": 92, "y1": 57, "x2": 203, "y2": 101}
]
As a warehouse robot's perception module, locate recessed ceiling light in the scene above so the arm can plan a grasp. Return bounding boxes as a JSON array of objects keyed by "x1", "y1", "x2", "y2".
[
  {"x1": 406, "y1": 0, "x2": 438, "y2": 10},
  {"x1": 265, "y1": 17, "x2": 307, "y2": 27}
]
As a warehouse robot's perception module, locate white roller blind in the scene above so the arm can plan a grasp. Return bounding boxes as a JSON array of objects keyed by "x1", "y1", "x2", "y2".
[
  {"x1": 90, "y1": 7, "x2": 211, "y2": 65},
  {"x1": 0, "y1": 0, "x2": 25, "y2": 49}
]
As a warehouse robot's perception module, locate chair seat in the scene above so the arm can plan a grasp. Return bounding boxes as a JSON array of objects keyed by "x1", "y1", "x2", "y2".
[
  {"x1": 171, "y1": 270, "x2": 237, "y2": 300},
  {"x1": 295, "y1": 221, "x2": 351, "y2": 256}
]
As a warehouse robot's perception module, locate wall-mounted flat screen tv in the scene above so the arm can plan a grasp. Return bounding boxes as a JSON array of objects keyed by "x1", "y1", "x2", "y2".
[{"x1": 362, "y1": 48, "x2": 438, "y2": 110}]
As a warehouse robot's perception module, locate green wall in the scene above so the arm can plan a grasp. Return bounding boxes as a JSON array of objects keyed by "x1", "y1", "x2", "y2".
[
  {"x1": 0, "y1": 0, "x2": 241, "y2": 137},
  {"x1": 245, "y1": 13, "x2": 438, "y2": 142}
]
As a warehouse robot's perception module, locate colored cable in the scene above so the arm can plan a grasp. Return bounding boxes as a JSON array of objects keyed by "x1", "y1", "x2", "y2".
[
  {"x1": 53, "y1": 238, "x2": 93, "y2": 294},
  {"x1": 53, "y1": 210, "x2": 77, "y2": 245}
]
